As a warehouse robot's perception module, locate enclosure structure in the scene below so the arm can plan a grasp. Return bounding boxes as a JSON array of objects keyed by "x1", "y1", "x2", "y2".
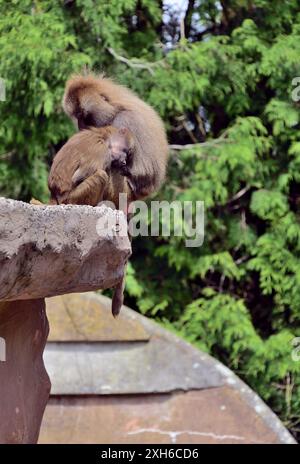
[
  {"x1": 0, "y1": 198, "x2": 130, "y2": 444},
  {"x1": 41, "y1": 292, "x2": 295, "y2": 444}
]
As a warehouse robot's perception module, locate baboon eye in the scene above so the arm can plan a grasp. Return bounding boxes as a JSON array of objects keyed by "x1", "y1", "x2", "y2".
[{"x1": 100, "y1": 94, "x2": 109, "y2": 102}]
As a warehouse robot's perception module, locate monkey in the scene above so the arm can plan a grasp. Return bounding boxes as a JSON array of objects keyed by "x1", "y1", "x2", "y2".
[
  {"x1": 47, "y1": 125, "x2": 135, "y2": 317},
  {"x1": 62, "y1": 74, "x2": 169, "y2": 201},
  {"x1": 48, "y1": 125, "x2": 134, "y2": 207}
]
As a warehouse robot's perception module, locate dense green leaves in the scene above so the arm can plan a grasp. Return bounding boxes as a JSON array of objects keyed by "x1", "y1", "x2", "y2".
[
  {"x1": 0, "y1": 0, "x2": 300, "y2": 439},
  {"x1": 0, "y1": 3, "x2": 89, "y2": 199}
]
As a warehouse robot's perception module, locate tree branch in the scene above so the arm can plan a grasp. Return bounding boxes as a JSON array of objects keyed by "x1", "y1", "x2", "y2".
[
  {"x1": 169, "y1": 135, "x2": 230, "y2": 151},
  {"x1": 183, "y1": 0, "x2": 195, "y2": 38},
  {"x1": 107, "y1": 47, "x2": 163, "y2": 75}
]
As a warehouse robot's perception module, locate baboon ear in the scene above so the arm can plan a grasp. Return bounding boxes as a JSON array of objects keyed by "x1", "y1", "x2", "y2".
[{"x1": 108, "y1": 128, "x2": 132, "y2": 155}]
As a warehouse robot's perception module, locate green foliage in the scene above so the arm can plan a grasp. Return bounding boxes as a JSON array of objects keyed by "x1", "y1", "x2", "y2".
[
  {"x1": 0, "y1": 1, "x2": 90, "y2": 199},
  {"x1": 1, "y1": 0, "x2": 300, "y2": 439}
]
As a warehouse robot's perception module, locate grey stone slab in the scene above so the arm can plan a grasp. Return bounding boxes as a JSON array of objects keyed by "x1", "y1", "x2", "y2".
[{"x1": 44, "y1": 337, "x2": 223, "y2": 395}]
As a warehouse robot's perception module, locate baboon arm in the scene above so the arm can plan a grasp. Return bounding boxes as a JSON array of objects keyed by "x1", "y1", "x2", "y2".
[{"x1": 67, "y1": 169, "x2": 109, "y2": 206}]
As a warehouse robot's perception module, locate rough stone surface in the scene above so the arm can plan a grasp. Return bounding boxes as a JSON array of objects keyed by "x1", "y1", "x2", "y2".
[
  {"x1": 0, "y1": 300, "x2": 50, "y2": 444},
  {"x1": 44, "y1": 337, "x2": 222, "y2": 395},
  {"x1": 46, "y1": 293, "x2": 150, "y2": 342},
  {"x1": 0, "y1": 198, "x2": 131, "y2": 301},
  {"x1": 39, "y1": 388, "x2": 286, "y2": 444}
]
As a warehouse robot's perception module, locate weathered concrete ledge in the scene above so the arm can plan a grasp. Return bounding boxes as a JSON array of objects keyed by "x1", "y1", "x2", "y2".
[
  {"x1": 0, "y1": 198, "x2": 131, "y2": 444},
  {"x1": 0, "y1": 198, "x2": 131, "y2": 301}
]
